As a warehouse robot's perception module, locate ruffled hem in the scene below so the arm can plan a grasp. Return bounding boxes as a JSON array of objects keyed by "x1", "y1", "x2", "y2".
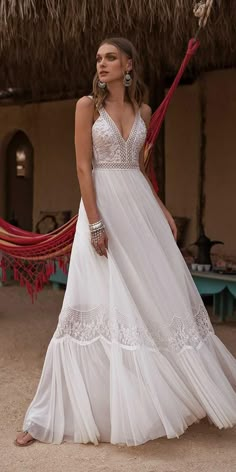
[{"x1": 23, "y1": 332, "x2": 236, "y2": 445}]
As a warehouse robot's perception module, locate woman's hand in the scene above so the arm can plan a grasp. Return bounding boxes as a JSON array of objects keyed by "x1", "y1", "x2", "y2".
[
  {"x1": 91, "y1": 229, "x2": 109, "y2": 258},
  {"x1": 165, "y1": 211, "x2": 178, "y2": 242}
]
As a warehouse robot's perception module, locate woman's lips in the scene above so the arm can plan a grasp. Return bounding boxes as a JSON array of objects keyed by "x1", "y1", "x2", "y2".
[{"x1": 99, "y1": 71, "x2": 108, "y2": 77}]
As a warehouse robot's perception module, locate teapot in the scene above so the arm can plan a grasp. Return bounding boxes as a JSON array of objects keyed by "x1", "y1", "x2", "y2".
[{"x1": 191, "y1": 225, "x2": 223, "y2": 266}]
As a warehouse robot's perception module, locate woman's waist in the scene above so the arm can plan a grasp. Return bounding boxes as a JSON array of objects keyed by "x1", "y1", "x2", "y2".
[{"x1": 92, "y1": 160, "x2": 140, "y2": 170}]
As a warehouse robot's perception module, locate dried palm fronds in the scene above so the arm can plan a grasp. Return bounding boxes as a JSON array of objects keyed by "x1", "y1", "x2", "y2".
[{"x1": 0, "y1": 1, "x2": 235, "y2": 97}]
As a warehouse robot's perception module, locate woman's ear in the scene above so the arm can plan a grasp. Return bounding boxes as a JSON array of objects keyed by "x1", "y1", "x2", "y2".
[{"x1": 126, "y1": 58, "x2": 133, "y2": 72}]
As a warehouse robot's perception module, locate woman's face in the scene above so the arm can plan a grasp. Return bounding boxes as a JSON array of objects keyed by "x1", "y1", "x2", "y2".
[{"x1": 96, "y1": 43, "x2": 131, "y2": 84}]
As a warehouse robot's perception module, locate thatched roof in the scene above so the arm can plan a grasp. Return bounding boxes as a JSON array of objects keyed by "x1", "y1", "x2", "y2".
[{"x1": 0, "y1": 0, "x2": 236, "y2": 101}]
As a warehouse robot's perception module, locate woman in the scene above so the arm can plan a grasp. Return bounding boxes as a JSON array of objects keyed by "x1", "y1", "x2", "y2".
[{"x1": 15, "y1": 37, "x2": 236, "y2": 447}]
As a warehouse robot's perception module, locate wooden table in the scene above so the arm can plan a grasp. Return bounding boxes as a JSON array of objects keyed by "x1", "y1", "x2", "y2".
[{"x1": 191, "y1": 270, "x2": 236, "y2": 322}]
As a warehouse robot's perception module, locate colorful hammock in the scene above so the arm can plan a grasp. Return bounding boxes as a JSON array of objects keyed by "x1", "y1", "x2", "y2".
[{"x1": 0, "y1": 39, "x2": 200, "y2": 299}]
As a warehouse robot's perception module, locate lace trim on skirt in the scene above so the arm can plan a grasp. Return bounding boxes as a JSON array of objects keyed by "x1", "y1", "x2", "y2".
[{"x1": 53, "y1": 304, "x2": 214, "y2": 354}]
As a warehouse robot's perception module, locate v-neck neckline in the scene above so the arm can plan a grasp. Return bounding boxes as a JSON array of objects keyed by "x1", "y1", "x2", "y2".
[{"x1": 101, "y1": 106, "x2": 139, "y2": 144}]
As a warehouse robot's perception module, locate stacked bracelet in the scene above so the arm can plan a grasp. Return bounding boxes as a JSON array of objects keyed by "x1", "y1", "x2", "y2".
[
  {"x1": 89, "y1": 219, "x2": 105, "y2": 244},
  {"x1": 89, "y1": 219, "x2": 104, "y2": 233}
]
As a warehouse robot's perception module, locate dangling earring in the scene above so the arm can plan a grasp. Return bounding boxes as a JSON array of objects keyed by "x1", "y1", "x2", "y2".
[
  {"x1": 98, "y1": 80, "x2": 106, "y2": 89},
  {"x1": 123, "y1": 71, "x2": 132, "y2": 87}
]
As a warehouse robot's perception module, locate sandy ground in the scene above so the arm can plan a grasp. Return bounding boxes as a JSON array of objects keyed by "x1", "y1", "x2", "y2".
[{"x1": 0, "y1": 283, "x2": 236, "y2": 472}]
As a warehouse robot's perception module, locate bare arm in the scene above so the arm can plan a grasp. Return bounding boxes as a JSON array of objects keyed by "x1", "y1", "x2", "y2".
[
  {"x1": 75, "y1": 96, "x2": 108, "y2": 256},
  {"x1": 139, "y1": 104, "x2": 177, "y2": 241},
  {"x1": 75, "y1": 97, "x2": 100, "y2": 224}
]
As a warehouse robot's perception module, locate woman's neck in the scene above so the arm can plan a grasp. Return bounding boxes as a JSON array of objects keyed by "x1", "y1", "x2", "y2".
[{"x1": 106, "y1": 81, "x2": 126, "y2": 105}]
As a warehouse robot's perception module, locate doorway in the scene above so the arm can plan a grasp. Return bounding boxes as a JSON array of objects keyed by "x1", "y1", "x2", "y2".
[{"x1": 6, "y1": 131, "x2": 34, "y2": 230}]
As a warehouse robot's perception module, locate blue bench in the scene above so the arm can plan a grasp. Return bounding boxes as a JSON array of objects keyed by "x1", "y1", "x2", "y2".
[
  {"x1": 0, "y1": 267, "x2": 12, "y2": 287},
  {"x1": 191, "y1": 270, "x2": 236, "y2": 322},
  {"x1": 50, "y1": 263, "x2": 68, "y2": 289}
]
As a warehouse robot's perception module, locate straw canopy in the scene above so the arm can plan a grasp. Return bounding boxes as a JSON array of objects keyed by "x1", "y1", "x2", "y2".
[{"x1": 0, "y1": 0, "x2": 235, "y2": 100}]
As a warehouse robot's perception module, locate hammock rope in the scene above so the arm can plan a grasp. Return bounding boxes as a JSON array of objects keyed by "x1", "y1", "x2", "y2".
[
  {"x1": 145, "y1": 0, "x2": 215, "y2": 191},
  {"x1": 194, "y1": 0, "x2": 214, "y2": 29},
  {"x1": 0, "y1": 2, "x2": 215, "y2": 298}
]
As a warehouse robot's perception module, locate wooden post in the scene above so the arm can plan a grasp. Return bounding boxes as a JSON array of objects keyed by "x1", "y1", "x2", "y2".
[{"x1": 197, "y1": 74, "x2": 207, "y2": 236}]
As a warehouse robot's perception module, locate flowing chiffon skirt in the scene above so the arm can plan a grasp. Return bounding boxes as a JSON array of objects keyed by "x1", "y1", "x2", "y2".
[{"x1": 23, "y1": 168, "x2": 236, "y2": 445}]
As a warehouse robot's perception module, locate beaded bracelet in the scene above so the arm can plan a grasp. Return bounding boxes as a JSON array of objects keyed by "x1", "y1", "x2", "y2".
[
  {"x1": 89, "y1": 219, "x2": 105, "y2": 233},
  {"x1": 90, "y1": 227, "x2": 105, "y2": 244}
]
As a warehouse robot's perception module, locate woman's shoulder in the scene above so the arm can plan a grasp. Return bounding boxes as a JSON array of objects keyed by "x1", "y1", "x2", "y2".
[
  {"x1": 140, "y1": 103, "x2": 152, "y2": 127},
  {"x1": 75, "y1": 96, "x2": 95, "y2": 125},
  {"x1": 75, "y1": 95, "x2": 94, "y2": 112},
  {"x1": 140, "y1": 103, "x2": 152, "y2": 117}
]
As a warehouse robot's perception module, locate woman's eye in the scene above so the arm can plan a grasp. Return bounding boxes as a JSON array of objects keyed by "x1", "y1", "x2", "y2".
[{"x1": 96, "y1": 55, "x2": 116, "y2": 62}]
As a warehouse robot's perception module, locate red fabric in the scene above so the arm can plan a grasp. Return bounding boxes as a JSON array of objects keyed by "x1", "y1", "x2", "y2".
[
  {"x1": 0, "y1": 39, "x2": 200, "y2": 298},
  {"x1": 0, "y1": 216, "x2": 77, "y2": 300},
  {"x1": 0, "y1": 218, "x2": 39, "y2": 237},
  {"x1": 0, "y1": 215, "x2": 76, "y2": 246}
]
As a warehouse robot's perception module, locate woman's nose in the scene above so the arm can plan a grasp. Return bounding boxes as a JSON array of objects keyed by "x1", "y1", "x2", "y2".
[{"x1": 100, "y1": 58, "x2": 106, "y2": 67}]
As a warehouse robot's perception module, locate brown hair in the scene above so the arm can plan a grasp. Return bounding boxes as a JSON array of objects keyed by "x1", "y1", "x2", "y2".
[{"x1": 92, "y1": 37, "x2": 146, "y2": 110}]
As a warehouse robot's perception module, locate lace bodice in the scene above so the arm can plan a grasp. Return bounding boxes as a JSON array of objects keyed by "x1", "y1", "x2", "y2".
[{"x1": 92, "y1": 107, "x2": 147, "y2": 170}]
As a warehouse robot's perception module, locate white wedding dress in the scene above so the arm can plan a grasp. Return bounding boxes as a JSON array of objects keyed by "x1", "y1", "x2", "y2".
[{"x1": 23, "y1": 105, "x2": 236, "y2": 445}]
